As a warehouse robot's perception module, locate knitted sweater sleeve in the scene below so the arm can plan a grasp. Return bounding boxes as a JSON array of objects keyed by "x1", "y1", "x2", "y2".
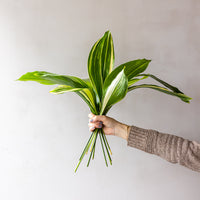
[{"x1": 127, "y1": 125, "x2": 200, "y2": 172}]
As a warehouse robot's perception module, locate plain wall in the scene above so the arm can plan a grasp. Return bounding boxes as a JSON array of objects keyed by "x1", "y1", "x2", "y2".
[{"x1": 0, "y1": 0, "x2": 200, "y2": 199}]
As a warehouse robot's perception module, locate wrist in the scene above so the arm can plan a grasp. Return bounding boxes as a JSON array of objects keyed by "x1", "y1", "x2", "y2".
[{"x1": 115, "y1": 123, "x2": 130, "y2": 140}]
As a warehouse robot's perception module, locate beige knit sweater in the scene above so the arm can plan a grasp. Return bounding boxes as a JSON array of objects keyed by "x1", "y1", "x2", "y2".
[{"x1": 127, "y1": 125, "x2": 200, "y2": 173}]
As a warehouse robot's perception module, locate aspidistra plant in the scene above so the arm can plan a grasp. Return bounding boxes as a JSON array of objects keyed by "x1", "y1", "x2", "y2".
[{"x1": 18, "y1": 31, "x2": 191, "y2": 172}]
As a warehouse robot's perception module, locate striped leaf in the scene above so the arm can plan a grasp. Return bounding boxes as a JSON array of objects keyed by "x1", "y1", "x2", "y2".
[
  {"x1": 18, "y1": 71, "x2": 98, "y2": 113},
  {"x1": 50, "y1": 85, "x2": 84, "y2": 94},
  {"x1": 128, "y1": 84, "x2": 192, "y2": 103},
  {"x1": 100, "y1": 67, "x2": 128, "y2": 114},
  {"x1": 128, "y1": 75, "x2": 148, "y2": 87},
  {"x1": 101, "y1": 31, "x2": 115, "y2": 81},
  {"x1": 115, "y1": 59, "x2": 151, "y2": 80},
  {"x1": 88, "y1": 31, "x2": 114, "y2": 100},
  {"x1": 18, "y1": 71, "x2": 88, "y2": 88},
  {"x1": 137, "y1": 73, "x2": 184, "y2": 94},
  {"x1": 78, "y1": 88, "x2": 98, "y2": 114}
]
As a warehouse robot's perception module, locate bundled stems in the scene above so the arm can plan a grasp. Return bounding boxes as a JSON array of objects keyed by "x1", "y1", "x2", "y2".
[
  {"x1": 74, "y1": 128, "x2": 112, "y2": 172},
  {"x1": 75, "y1": 130, "x2": 96, "y2": 172}
]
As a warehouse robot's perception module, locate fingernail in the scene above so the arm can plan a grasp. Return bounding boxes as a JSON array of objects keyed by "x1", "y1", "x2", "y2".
[
  {"x1": 98, "y1": 124, "x2": 102, "y2": 128},
  {"x1": 90, "y1": 119, "x2": 93, "y2": 122},
  {"x1": 99, "y1": 121, "x2": 103, "y2": 124}
]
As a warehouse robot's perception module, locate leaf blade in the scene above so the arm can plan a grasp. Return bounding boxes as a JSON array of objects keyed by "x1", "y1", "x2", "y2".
[
  {"x1": 100, "y1": 67, "x2": 128, "y2": 114},
  {"x1": 137, "y1": 73, "x2": 183, "y2": 94},
  {"x1": 115, "y1": 59, "x2": 151, "y2": 80},
  {"x1": 128, "y1": 75, "x2": 148, "y2": 87},
  {"x1": 87, "y1": 31, "x2": 115, "y2": 100},
  {"x1": 88, "y1": 38, "x2": 103, "y2": 99},
  {"x1": 18, "y1": 71, "x2": 89, "y2": 88},
  {"x1": 101, "y1": 31, "x2": 115, "y2": 81},
  {"x1": 128, "y1": 84, "x2": 192, "y2": 103},
  {"x1": 50, "y1": 85, "x2": 84, "y2": 94}
]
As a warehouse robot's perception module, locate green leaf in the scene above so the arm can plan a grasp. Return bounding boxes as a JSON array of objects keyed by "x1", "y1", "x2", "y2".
[
  {"x1": 99, "y1": 131, "x2": 108, "y2": 167},
  {"x1": 83, "y1": 78, "x2": 101, "y2": 110},
  {"x1": 78, "y1": 88, "x2": 98, "y2": 114},
  {"x1": 18, "y1": 71, "x2": 98, "y2": 113},
  {"x1": 128, "y1": 84, "x2": 192, "y2": 103},
  {"x1": 87, "y1": 38, "x2": 103, "y2": 98},
  {"x1": 137, "y1": 73, "x2": 183, "y2": 94},
  {"x1": 128, "y1": 75, "x2": 148, "y2": 87},
  {"x1": 116, "y1": 59, "x2": 151, "y2": 80},
  {"x1": 82, "y1": 78, "x2": 92, "y2": 87},
  {"x1": 50, "y1": 85, "x2": 84, "y2": 94},
  {"x1": 100, "y1": 67, "x2": 128, "y2": 114},
  {"x1": 18, "y1": 71, "x2": 89, "y2": 88},
  {"x1": 101, "y1": 31, "x2": 115, "y2": 82},
  {"x1": 87, "y1": 31, "x2": 115, "y2": 100}
]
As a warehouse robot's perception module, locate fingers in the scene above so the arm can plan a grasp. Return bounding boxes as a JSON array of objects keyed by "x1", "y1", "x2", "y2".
[
  {"x1": 88, "y1": 113, "x2": 106, "y2": 123},
  {"x1": 88, "y1": 121, "x2": 103, "y2": 132},
  {"x1": 88, "y1": 113, "x2": 95, "y2": 118},
  {"x1": 88, "y1": 113, "x2": 108, "y2": 132}
]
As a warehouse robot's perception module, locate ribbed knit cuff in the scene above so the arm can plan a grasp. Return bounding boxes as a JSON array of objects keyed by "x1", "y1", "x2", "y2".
[
  {"x1": 127, "y1": 125, "x2": 158, "y2": 154},
  {"x1": 127, "y1": 125, "x2": 148, "y2": 151}
]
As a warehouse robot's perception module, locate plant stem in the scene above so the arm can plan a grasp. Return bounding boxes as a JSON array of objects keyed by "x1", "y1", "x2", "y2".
[
  {"x1": 79, "y1": 132, "x2": 94, "y2": 160},
  {"x1": 75, "y1": 132, "x2": 94, "y2": 172},
  {"x1": 87, "y1": 147, "x2": 94, "y2": 167},
  {"x1": 75, "y1": 160, "x2": 81, "y2": 173},
  {"x1": 99, "y1": 130, "x2": 108, "y2": 167},
  {"x1": 92, "y1": 130, "x2": 98, "y2": 160},
  {"x1": 87, "y1": 131, "x2": 98, "y2": 167},
  {"x1": 102, "y1": 129, "x2": 112, "y2": 155},
  {"x1": 101, "y1": 129, "x2": 112, "y2": 165},
  {"x1": 85, "y1": 132, "x2": 95, "y2": 154},
  {"x1": 90, "y1": 130, "x2": 97, "y2": 152}
]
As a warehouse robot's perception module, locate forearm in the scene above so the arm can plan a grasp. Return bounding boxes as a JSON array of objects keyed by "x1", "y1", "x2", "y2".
[
  {"x1": 127, "y1": 125, "x2": 200, "y2": 173},
  {"x1": 114, "y1": 122, "x2": 131, "y2": 140}
]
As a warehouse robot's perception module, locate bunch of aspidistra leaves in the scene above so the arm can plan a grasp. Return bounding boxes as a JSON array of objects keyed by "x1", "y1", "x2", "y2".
[{"x1": 18, "y1": 31, "x2": 191, "y2": 172}]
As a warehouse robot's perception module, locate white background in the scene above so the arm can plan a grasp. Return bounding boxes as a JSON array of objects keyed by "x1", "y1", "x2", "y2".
[{"x1": 0, "y1": 0, "x2": 200, "y2": 199}]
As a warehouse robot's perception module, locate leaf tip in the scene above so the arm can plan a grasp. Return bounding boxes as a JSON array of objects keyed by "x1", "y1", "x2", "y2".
[
  {"x1": 49, "y1": 89, "x2": 57, "y2": 94},
  {"x1": 17, "y1": 75, "x2": 25, "y2": 81},
  {"x1": 105, "y1": 30, "x2": 111, "y2": 34},
  {"x1": 49, "y1": 90, "x2": 57, "y2": 94},
  {"x1": 186, "y1": 97, "x2": 192, "y2": 103},
  {"x1": 146, "y1": 59, "x2": 151, "y2": 63}
]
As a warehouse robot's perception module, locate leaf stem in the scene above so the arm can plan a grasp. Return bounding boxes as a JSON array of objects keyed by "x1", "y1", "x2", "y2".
[
  {"x1": 102, "y1": 130, "x2": 112, "y2": 155},
  {"x1": 99, "y1": 130, "x2": 108, "y2": 167},
  {"x1": 101, "y1": 129, "x2": 112, "y2": 165},
  {"x1": 79, "y1": 132, "x2": 94, "y2": 160},
  {"x1": 87, "y1": 131, "x2": 98, "y2": 167},
  {"x1": 85, "y1": 132, "x2": 95, "y2": 154},
  {"x1": 92, "y1": 130, "x2": 98, "y2": 160},
  {"x1": 75, "y1": 132, "x2": 94, "y2": 173},
  {"x1": 90, "y1": 130, "x2": 97, "y2": 152}
]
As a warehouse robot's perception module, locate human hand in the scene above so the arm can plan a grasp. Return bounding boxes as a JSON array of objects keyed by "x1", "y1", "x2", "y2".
[{"x1": 88, "y1": 113, "x2": 130, "y2": 140}]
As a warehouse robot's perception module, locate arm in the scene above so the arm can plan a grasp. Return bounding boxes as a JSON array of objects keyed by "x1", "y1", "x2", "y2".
[
  {"x1": 88, "y1": 113, "x2": 200, "y2": 173},
  {"x1": 128, "y1": 125, "x2": 200, "y2": 173}
]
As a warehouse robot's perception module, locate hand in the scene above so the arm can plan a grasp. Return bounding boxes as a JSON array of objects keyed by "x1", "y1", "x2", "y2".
[{"x1": 88, "y1": 113, "x2": 130, "y2": 140}]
